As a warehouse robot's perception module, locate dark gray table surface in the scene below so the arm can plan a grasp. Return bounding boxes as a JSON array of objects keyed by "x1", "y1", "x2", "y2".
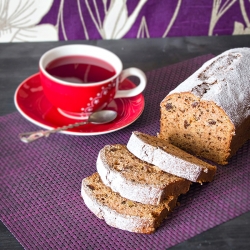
[{"x1": 1, "y1": 36, "x2": 250, "y2": 250}]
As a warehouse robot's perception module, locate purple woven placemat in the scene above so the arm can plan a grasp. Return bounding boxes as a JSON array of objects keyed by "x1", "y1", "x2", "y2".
[{"x1": 1, "y1": 55, "x2": 250, "y2": 250}]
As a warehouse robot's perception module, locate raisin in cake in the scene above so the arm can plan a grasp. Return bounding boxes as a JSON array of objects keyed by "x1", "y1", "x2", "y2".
[
  {"x1": 81, "y1": 173, "x2": 177, "y2": 234},
  {"x1": 97, "y1": 144, "x2": 191, "y2": 205},
  {"x1": 159, "y1": 48, "x2": 250, "y2": 165},
  {"x1": 127, "y1": 131, "x2": 217, "y2": 183}
]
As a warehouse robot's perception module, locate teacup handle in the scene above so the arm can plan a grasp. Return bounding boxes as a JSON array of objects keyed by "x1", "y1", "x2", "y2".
[{"x1": 114, "y1": 68, "x2": 147, "y2": 98}]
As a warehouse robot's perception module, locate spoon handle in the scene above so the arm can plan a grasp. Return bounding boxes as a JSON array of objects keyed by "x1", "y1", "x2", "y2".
[{"x1": 19, "y1": 120, "x2": 89, "y2": 143}]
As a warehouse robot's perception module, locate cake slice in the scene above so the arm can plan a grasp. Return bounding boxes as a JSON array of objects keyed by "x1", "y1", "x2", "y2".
[
  {"x1": 127, "y1": 131, "x2": 217, "y2": 183},
  {"x1": 97, "y1": 144, "x2": 191, "y2": 205},
  {"x1": 81, "y1": 173, "x2": 177, "y2": 234}
]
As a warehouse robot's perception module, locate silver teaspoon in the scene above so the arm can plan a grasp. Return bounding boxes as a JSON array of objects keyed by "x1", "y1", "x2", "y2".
[{"x1": 19, "y1": 110, "x2": 117, "y2": 143}]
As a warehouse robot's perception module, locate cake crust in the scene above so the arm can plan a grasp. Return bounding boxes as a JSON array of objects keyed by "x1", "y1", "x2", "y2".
[{"x1": 168, "y1": 48, "x2": 250, "y2": 127}]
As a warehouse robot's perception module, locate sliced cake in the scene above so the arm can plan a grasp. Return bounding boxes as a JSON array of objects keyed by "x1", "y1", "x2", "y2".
[
  {"x1": 127, "y1": 131, "x2": 217, "y2": 183},
  {"x1": 96, "y1": 144, "x2": 191, "y2": 205},
  {"x1": 81, "y1": 173, "x2": 177, "y2": 234},
  {"x1": 159, "y1": 48, "x2": 250, "y2": 165}
]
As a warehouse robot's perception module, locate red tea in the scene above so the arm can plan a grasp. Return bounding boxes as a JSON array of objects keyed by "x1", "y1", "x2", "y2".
[{"x1": 45, "y1": 55, "x2": 116, "y2": 83}]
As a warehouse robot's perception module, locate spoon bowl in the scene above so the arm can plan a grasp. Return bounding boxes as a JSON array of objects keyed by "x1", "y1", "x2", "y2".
[{"x1": 88, "y1": 110, "x2": 117, "y2": 124}]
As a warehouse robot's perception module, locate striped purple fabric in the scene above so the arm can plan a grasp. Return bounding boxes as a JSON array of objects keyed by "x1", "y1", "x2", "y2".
[{"x1": 1, "y1": 55, "x2": 250, "y2": 249}]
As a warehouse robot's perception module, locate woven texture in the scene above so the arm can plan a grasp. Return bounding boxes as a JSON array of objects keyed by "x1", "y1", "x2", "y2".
[{"x1": 1, "y1": 55, "x2": 250, "y2": 250}]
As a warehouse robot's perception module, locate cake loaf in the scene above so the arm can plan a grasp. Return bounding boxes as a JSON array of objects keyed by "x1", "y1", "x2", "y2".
[
  {"x1": 159, "y1": 48, "x2": 250, "y2": 165},
  {"x1": 97, "y1": 144, "x2": 191, "y2": 205},
  {"x1": 81, "y1": 173, "x2": 177, "y2": 234},
  {"x1": 127, "y1": 131, "x2": 217, "y2": 183}
]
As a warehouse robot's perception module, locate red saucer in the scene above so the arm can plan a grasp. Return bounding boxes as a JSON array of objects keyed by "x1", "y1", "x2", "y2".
[{"x1": 14, "y1": 73, "x2": 145, "y2": 135}]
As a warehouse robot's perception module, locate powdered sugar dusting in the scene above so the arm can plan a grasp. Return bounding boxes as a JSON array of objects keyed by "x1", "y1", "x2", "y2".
[
  {"x1": 168, "y1": 48, "x2": 250, "y2": 127},
  {"x1": 153, "y1": 148, "x2": 200, "y2": 181}
]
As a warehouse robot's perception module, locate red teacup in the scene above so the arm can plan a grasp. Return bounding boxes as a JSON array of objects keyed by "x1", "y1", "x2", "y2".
[{"x1": 39, "y1": 45, "x2": 147, "y2": 119}]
